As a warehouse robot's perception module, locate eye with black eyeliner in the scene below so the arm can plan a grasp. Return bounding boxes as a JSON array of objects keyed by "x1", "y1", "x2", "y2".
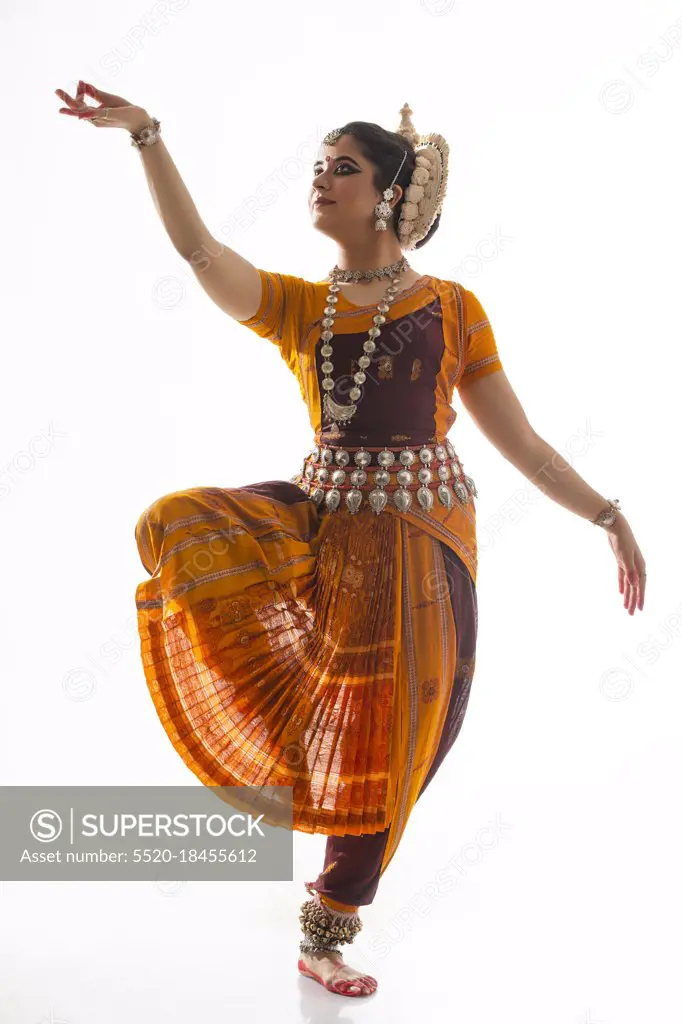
[{"x1": 313, "y1": 162, "x2": 356, "y2": 177}]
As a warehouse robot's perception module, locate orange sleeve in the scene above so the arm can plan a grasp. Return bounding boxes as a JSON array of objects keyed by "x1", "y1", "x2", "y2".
[
  {"x1": 456, "y1": 287, "x2": 503, "y2": 389},
  {"x1": 236, "y1": 268, "x2": 312, "y2": 374}
]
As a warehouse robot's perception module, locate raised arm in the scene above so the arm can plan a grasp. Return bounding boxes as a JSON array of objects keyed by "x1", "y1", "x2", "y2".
[{"x1": 55, "y1": 81, "x2": 262, "y2": 322}]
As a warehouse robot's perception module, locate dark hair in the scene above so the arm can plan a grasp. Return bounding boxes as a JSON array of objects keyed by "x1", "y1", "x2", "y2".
[{"x1": 327, "y1": 121, "x2": 441, "y2": 249}]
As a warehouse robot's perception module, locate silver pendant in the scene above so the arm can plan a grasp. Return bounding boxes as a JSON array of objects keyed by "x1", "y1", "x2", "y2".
[
  {"x1": 368, "y1": 488, "x2": 388, "y2": 513},
  {"x1": 464, "y1": 474, "x2": 478, "y2": 498},
  {"x1": 393, "y1": 487, "x2": 413, "y2": 512},
  {"x1": 325, "y1": 488, "x2": 341, "y2": 512},
  {"x1": 417, "y1": 485, "x2": 434, "y2": 510},
  {"x1": 438, "y1": 483, "x2": 455, "y2": 508},
  {"x1": 453, "y1": 479, "x2": 469, "y2": 504},
  {"x1": 323, "y1": 393, "x2": 357, "y2": 422},
  {"x1": 346, "y1": 489, "x2": 363, "y2": 514}
]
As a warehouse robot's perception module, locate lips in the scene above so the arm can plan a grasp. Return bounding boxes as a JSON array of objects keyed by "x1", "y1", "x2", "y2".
[{"x1": 314, "y1": 196, "x2": 335, "y2": 206}]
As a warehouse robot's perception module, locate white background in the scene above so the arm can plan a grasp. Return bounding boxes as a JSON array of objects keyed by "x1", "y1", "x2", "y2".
[{"x1": 1, "y1": 0, "x2": 681, "y2": 1020}]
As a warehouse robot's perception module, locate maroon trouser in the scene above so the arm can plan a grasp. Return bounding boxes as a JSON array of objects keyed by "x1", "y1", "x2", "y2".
[{"x1": 306, "y1": 542, "x2": 478, "y2": 907}]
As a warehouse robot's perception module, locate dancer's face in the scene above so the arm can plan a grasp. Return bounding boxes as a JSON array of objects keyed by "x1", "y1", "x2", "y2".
[{"x1": 309, "y1": 134, "x2": 398, "y2": 241}]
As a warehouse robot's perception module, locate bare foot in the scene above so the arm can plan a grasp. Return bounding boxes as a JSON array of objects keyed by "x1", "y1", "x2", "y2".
[{"x1": 298, "y1": 949, "x2": 378, "y2": 997}]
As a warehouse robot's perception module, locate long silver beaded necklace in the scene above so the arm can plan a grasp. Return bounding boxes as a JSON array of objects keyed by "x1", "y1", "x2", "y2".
[{"x1": 320, "y1": 255, "x2": 412, "y2": 432}]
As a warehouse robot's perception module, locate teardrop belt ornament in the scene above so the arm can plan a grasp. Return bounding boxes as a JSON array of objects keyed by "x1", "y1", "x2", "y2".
[{"x1": 290, "y1": 439, "x2": 478, "y2": 516}]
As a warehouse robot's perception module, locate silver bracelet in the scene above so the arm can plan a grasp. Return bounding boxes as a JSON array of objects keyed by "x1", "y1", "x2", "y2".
[
  {"x1": 592, "y1": 498, "x2": 621, "y2": 528},
  {"x1": 130, "y1": 117, "x2": 161, "y2": 149}
]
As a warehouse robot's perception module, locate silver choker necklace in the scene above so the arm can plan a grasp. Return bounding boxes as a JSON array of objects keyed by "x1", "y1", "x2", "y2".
[{"x1": 329, "y1": 255, "x2": 410, "y2": 283}]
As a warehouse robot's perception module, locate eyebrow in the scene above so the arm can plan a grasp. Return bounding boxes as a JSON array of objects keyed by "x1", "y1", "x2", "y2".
[{"x1": 313, "y1": 155, "x2": 361, "y2": 169}]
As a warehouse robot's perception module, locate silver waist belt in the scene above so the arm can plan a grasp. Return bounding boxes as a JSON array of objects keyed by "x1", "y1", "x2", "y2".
[{"x1": 291, "y1": 439, "x2": 478, "y2": 515}]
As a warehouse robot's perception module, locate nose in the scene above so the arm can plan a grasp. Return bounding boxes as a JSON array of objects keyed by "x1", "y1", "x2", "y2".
[
  {"x1": 311, "y1": 180, "x2": 329, "y2": 202},
  {"x1": 312, "y1": 163, "x2": 331, "y2": 190}
]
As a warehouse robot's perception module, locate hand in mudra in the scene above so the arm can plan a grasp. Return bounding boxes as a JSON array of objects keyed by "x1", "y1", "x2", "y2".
[{"x1": 55, "y1": 80, "x2": 148, "y2": 133}]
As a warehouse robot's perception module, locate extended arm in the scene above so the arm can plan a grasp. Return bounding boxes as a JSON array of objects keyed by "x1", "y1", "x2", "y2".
[
  {"x1": 458, "y1": 370, "x2": 611, "y2": 524},
  {"x1": 458, "y1": 369, "x2": 646, "y2": 613}
]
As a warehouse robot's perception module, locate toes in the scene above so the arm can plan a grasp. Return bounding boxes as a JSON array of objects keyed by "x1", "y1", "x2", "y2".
[
  {"x1": 327, "y1": 966, "x2": 378, "y2": 997},
  {"x1": 334, "y1": 980, "x2": 361, "y2": 995},
  {"x1": 333, "y1": 978, "x2": 374, "y2": 996}
]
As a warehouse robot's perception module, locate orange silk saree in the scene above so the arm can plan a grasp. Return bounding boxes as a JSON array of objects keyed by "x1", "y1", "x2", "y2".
[{"x1": 134, "y1": 271, "x2": 502, "y2": 863}]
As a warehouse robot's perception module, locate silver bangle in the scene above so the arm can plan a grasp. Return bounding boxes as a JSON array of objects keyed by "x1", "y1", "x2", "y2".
[
  {"x1": 592, "y1": 498, "x2": 621, "y2": 528},
  {"x1": 130, "y1": 117, "x2": 161, "y2": 149}
]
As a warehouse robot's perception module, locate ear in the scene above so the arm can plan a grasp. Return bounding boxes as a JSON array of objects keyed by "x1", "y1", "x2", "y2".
[{"x1": 390, "y1": 184, "x2": 404, "y2": 207}]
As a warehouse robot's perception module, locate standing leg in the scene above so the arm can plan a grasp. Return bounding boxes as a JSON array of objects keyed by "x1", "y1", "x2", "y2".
[
  {"x1": 297, "y1": 828, "x2": 388, "y2": 997},
  {"x1": 307, "y1": 825, "x2": 391, "y2": 907},
  {"x1": 297, "y1": 544, "x2": 477, "y2": 996}
]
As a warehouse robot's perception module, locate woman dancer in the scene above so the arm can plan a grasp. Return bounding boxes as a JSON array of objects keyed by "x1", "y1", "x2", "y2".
[{"x1": 55, "y1": 86, "x2": 647, "y2": 999}]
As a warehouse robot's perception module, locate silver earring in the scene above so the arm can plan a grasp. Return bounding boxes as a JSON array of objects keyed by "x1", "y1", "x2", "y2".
[{"x1": 374, "y1": 188, "x2": 395, "y2": 232}]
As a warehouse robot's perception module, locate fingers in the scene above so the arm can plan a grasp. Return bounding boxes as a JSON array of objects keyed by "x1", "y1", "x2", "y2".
[
  {"x1": 56, "y1": 78, "x2": 132, "y2": 112},
  {"x1": 60, "y1": 107, "x2": 100, "y2": 120},
  {"x1": 55, "y1": 81, "x2": 100, "y2": 118},
  {"x1": 623, "y1": 565, "x2": 646, "y2": 614},
  {"x1": 81, "y1": 80, "x2": 131, "y2": 107},
  {"x1": 82, "y1": 82, "x2": 104, "y2": 102},
  {"x1": 55, "y1": 88, "x2": 108, "y2": 123},
  {"x1": 57, "y1": 107, "x2": 96, "y2": 118},
  {"x1": 55, "y1": 87, "x2": 80, "y2": 110},
  {"x1": 637, "y1": 575, "x2": 646, "y2": 611},
  {"x1": 636, "y1": 562, "x2": 646, "y2": 611},
  {"x1": 624, "y1": 571, "x2": 635, "y2": 614},
  {"x1": 55, "y1": 85, "x2": 93, "y2": 118}
]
